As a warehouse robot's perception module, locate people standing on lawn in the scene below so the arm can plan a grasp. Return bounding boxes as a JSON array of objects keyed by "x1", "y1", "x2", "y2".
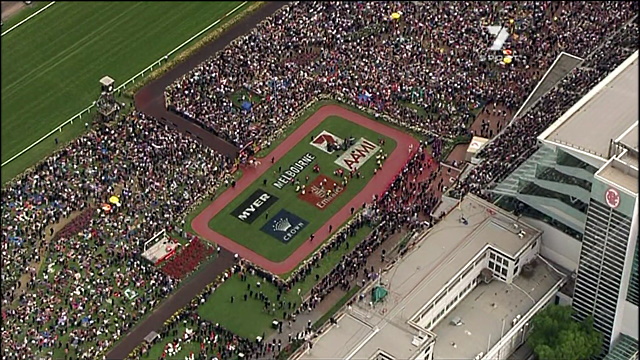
[
  {"x1": 2, "y1": 1, "x2": 638, "y2": 359},
  {"x1": 165, "y1": 1, "x2": 636, "y2": 152},
  {"x1": 1, "y1": 112, "x2": 233, "y2": 360}
]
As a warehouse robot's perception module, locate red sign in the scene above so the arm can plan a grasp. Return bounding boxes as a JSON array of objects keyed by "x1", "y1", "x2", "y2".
[
  {"x1": 605, "y1": 188, "x2": 620, "y2": 209},
  {"x1": 298, "y1": 174, "x2": 345, "y2": 210}
]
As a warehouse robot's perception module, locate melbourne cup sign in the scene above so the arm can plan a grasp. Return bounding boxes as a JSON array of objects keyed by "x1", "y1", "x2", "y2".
[
  {"x1": 334, "y1": 137, "x2": 380, "y2": 171},
  {"x1": 230, "y1": 189, "x2": 279, "y2": 223},
  {"x1": 272, "y1": 152, "x2": 317, "y2": 189},
  {"x1": 261, "y1": 209, "x2": 309, "y2": 243}
]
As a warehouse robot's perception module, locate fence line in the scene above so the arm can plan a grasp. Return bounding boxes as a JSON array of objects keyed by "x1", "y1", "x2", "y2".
[
  {"x1": 1, "y1": 1, "x2": 249, "y2": 168},
  {"x1": 1, "y1": 1, "x2": 56, "y2": 37}
]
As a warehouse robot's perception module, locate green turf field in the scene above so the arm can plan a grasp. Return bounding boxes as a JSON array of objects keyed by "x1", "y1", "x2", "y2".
[
  {"x1": 1, "y1": 1, "x2": 243, "y2": 180},
  {"x1": 209, "y1": 116, "x2": 397, "y2": 262}
]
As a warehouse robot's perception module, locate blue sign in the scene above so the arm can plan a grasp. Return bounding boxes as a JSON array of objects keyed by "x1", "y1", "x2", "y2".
[{"x1": 261, "y1": 209, "x2": 309, "y2": 243}]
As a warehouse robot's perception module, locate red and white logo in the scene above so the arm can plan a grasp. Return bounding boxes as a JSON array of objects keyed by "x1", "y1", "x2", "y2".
[
  {"x1": 310, "y1": 131, "x2": 342, "y2": 154},
  {"x1": 605, "y1": 188, "x2": 620, "y2": 209},
  {"x1": 335, "y1": 137, "x2": 380, "y2": 171}
]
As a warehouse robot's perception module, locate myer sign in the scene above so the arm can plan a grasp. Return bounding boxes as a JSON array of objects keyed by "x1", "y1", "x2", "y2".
[{"x1": 231, "y1": 189, "x2": 279, "y2": 223}]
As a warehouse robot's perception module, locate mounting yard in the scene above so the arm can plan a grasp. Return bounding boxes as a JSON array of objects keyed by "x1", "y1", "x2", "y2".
[
  {"x1": 192, "y1": 104, "x2": 420, "y2": 274},
  {"x1": 209, "y1": 115, "x2": 396, "y2": 261},
  {"x1": 1, "y1": 1, "x2": 244, "y2": 182}
]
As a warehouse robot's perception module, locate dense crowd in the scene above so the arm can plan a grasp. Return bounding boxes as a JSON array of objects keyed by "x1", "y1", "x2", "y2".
[
  {"x1": 131, "y1": 265, "x2": 301, "y2": 360},
  {"x1": 166, "y1": 1, "x2": 637, "y2": 150},
  {"x1": 1, "y1": 113, "x2": 232, "y2": 359},
  {"x1": 2, "y1": 1, "x2": 638, "y2": 359},
  {"x1": 452, "y1": 19, "x2": 639, "y2": 198}
]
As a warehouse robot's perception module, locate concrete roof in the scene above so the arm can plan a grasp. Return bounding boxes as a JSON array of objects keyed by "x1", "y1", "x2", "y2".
[
  {"x1": 538, "y1": 52, "x2": 639, "y2": 160},
  {"x1": 301, "y1": 195, "x2": 542, "y2": 360},
  {"x1": 596, "y1": 152, "x2": 639, "y2": 196},
  {"x1": 514, "y1": 52, "x2": 583, "y2": 119},
  {"x1": 432, "y1": 262, "x2": 563, "y2": 360},
  {"x1": 618, "y1": 123, "x2": 639, "y2": 152}
]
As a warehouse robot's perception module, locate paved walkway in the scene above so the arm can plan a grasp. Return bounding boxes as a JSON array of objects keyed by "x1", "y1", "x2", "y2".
[
  {"x1": 265, "y1": 230, "x2": 406, "y2": 356},
  {"x1": 106, "y1": 3, "x2": 287, "y2": 359},
  {"x1": 106, "y1": 250, "x2": 235, "y2": 359}
]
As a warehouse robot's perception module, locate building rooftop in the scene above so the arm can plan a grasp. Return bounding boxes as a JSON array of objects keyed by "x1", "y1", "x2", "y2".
[
  {"x1": 618, "y1": 123, "x2": 639, "y2": 152},
  {"x1": 301, "y1": 195, "x2": 543, "y2": 360},
  {"x1": 596, "y1": 154, "x2": 639, "y2": 196},
  {"x1": 538, "y1": 52, "x2": 638, "y2": 161},
  {"x1": 432, "y1": 261, "x2": 563, "y2": 360}
]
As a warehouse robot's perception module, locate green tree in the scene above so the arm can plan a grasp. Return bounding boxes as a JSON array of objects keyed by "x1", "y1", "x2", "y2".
[{"x1": 528, "y1": 304, "x2": 603, "y2": 360}]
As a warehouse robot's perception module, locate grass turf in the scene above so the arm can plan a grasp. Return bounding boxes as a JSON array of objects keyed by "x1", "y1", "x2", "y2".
[
  {"x1": 230, "y1": 88, "x2": 263, "y2": 108},
  {"x1": 197, "y1": 224, "x2": 371, "y2": 339},
  {"x1": 1, "y1": 1, "x2": 243, "y2": 181},
  {"x1": 208, "y1": 115, "x2": 397, "y2": 262}
]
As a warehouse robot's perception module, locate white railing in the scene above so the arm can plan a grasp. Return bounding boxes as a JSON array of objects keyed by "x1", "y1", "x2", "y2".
[
  {"x1": 1, "y1": 1, "x2": 56, "y2": 37},
  {"x1": 2, "y1": 1, "x2": 249, "y2": 168}
]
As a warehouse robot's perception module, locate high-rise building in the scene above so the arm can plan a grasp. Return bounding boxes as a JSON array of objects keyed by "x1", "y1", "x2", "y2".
[
  {"x1": 491, "y1": 52, "x2": 639, "y2": 357},
  {"x1": 571, "y1": 133, "x2": 638, "y2": 354}
]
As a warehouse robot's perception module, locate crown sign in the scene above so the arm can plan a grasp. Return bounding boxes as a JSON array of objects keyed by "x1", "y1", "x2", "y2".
[{"x1": 273, "y1": 218, "x2": 292, "y2": 232}]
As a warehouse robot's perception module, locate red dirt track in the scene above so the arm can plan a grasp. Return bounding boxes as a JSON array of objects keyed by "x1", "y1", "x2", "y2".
[{"x1": 191, "y1": 105, "x2": 419, "y2": 274}]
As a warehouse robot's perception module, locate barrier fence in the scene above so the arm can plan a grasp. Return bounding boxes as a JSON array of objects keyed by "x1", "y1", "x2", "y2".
[{"x1": 1, "y1": 1, "x2": 249, "y2": 169}]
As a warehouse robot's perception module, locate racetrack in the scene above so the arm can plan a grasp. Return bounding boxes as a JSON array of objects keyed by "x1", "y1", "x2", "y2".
[
  {"x1": 1, "y1": 1, "x2": 242, "y2": 180},
  {"x1": 105, "y1": 3, "x2": 286, "y2": 358}
]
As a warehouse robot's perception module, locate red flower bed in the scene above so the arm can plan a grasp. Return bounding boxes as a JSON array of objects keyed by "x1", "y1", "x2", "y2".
[
  {"x1": 57, "y1": 207, "x2": 94, "y2": 239},
  {"x1": 160, "y1": 238, "x2": 214, "y2": 279}
]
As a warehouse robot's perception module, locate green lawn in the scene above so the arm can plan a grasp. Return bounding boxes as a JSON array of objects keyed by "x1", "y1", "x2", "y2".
[
  {"x1": 230, "y1": 88, "x2": 263, "y2": 108},
  {"x1": 1, "y1": 1, "x2": 243, "y2": 180},
  {"x1": 198, "y1": 224, "x2": 371, "y2": 339},
  {"x1": 209, "y1": 115, "x2": 397, "y2": 262}
]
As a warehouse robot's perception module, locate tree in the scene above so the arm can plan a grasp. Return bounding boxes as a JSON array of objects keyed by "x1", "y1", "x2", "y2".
[{"x1": 528, "y1": 304, "x2": 603, "y2": 360}]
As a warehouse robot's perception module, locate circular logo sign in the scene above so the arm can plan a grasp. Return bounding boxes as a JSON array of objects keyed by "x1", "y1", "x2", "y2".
[{"x1": 605, "y1": 188, "x2": 621, "y2": 209}]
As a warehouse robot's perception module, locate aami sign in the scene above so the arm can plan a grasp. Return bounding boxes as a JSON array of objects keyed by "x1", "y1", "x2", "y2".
[
  {"x1": 334, "y1": 138, "x2": 380, "y2": 171},
  {"x1": 230, "y1": 189, "x2": 279, "y2": 223}
]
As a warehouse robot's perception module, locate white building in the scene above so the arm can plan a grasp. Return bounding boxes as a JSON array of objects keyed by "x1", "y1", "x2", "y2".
[
  {"x1": 296, "y1": 195, "x2": 566, "y2": 360},
  {"x1": 489, "y1": 51, "x2": 639, "y2": 357}
]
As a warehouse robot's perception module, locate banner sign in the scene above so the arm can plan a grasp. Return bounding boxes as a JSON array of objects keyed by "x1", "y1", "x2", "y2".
[
  {"x1": 231, "y1": 189, "x2": 279, "y2": 223},
  {"x1": 273, "y1": 152, "x2": 317, "y2": 189},
  {"x1": 334, "y1": 138, "x2": 380, "y2": 171},
  {"x1": 261, "y1": 209, "x2": 309, "y2": 243}
]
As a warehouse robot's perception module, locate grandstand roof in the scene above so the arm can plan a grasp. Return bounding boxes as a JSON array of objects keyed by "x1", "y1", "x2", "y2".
[{"x1": 538, "y1": 52, "x2": 639, "y2": 161}]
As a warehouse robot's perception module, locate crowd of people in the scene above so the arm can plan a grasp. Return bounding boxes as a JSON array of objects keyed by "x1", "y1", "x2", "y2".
[
  {"x1": 165, "y1": 1, "x2": 637, "y2": 150},
  {"x1": 2, "y1": 1, "x2": 639, "y2": 359},
  {"x1": 1, "y1": 113, "x2": 232, "y2": 359},
  {"x1": 452, "y1": 18, "x2": 639, "y2": 199}
]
